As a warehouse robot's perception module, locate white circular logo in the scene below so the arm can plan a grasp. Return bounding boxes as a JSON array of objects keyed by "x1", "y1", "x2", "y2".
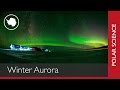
[{"x1": 4, "y1": 14, "x2": 19, "y2": 30}]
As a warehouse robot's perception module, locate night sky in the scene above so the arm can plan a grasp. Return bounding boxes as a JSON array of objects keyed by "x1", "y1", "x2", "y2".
[{"x1": 0, "y1": 11, "x2": 107, "y2": 49}]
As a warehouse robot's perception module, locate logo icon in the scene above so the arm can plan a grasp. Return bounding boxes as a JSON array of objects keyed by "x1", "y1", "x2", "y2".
[{"x1": 4, "y1": 14, "x2": 19, "y2": 30}]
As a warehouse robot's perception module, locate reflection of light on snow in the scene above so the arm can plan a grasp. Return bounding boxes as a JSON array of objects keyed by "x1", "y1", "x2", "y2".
[
  {"x1": 44, "y1": 49, "x2": 51, "y2": 52},
  {"x1": 19, "y1": 47, "x2": 32, "y2": 51},
  {"x1": 10, "y1": 44, "x2": 51, "y2": 52},
  {"x1": 10, "y1": 44, "x2": 32, "y2": 51},
  {"x1": 45, "y1": 49, "x2": 49, "y2": 52}
]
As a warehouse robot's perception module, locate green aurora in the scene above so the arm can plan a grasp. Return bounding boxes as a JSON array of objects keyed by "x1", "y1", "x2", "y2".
[{"x1": 0, "y1": 11, "x2": 107, "y2": 49}]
